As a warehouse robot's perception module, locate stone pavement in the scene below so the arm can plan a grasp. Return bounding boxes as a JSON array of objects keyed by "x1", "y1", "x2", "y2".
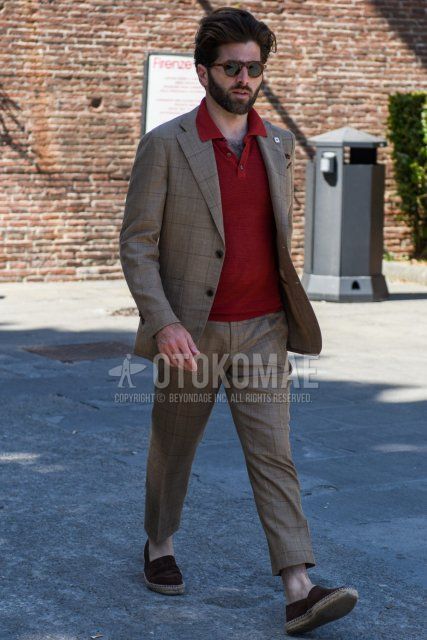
[{"x1": 0, "y1": 279, "x2": 425, "y2": 640}]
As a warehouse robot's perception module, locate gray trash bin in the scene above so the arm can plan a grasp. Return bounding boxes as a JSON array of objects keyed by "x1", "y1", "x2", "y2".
[{"x1": 302, "y1": 126, "x2": 389, "y2": 301}]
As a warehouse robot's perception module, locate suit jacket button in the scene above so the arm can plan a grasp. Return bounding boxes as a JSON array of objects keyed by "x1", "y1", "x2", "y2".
[
  {"x1": 215, "y1": 249, "x2": 223, "y2": 258},
  {"x1": 206, "y1": 288, "x2": 214, "y2": 297}
]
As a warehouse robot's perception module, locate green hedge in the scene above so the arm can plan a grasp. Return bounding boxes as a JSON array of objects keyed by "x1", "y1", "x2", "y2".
[{"x1": 386, "y1": 92, "x2": 427, "y2": 258}]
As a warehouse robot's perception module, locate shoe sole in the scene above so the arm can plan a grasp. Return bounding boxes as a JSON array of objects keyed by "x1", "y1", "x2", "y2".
[
  {"x1": 285, "y1": 587, "x2": 359, "y2": 635},
  {"x1": 143, "y1": 571, "x2": 185, "y2": 595}
]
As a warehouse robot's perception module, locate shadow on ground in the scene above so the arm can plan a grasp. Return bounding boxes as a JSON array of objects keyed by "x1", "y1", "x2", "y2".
[{"x1": 0, "y1": 325, "x2": 425, "y2": 640}]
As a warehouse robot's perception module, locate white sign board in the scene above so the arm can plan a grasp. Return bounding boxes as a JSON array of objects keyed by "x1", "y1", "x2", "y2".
[{"x1": 143, "y1": 53, "x2": 205, "y2": 133}]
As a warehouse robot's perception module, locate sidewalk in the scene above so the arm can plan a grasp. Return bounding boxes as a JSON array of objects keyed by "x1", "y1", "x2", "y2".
[
  {"x1": 0, "y1": 279, "x2": 425, "y2": 639},
  {"x1": 382, "y1": 259, "x2": 427, "y2": 285}
]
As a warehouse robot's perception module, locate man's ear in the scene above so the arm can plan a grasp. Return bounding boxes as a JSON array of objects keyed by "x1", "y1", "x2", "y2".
[{"x1": 196, "y1": 63, "x2": 209, "y2": 89}]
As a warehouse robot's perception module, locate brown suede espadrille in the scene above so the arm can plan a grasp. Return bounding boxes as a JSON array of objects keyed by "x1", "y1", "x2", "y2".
[
  {"x1": 285, "y1": 584, "x2": 358, "y2": 635},
  {"x1": 142, "y1": 539, "x2": 185, "y2": 595}
]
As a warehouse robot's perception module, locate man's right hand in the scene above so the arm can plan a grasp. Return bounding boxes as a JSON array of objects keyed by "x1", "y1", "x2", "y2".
[{"x1": 155, "y1": 323, "x2": 200, "y2": 372}]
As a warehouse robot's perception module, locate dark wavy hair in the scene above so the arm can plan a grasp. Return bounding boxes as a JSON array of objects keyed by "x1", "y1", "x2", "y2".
[{"x1": 194, "y1": 7, "x2": 277, "y2": 68}]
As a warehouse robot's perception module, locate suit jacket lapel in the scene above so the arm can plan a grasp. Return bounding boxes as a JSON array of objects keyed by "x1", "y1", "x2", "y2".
[
  {"x1": 177, "y1": 108, "x2": 225, "y2": 244},
  {"x1": 256, "y1": 124, "x2": 289, "y2": 244}
]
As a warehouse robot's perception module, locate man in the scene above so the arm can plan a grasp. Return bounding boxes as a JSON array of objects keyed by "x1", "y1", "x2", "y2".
[{"x1": 119, "y1": 7, "x2": 358, "y2": 635}]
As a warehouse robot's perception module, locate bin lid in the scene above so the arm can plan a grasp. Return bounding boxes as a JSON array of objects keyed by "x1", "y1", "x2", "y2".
[{"x1": 308, "y1": 126, "x2": 387, "y2": 148}]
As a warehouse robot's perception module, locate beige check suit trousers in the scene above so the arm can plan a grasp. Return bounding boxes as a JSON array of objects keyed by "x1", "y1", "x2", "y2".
[{"x1": 144, "y1": 309, "x2": 316, "y2": 576}]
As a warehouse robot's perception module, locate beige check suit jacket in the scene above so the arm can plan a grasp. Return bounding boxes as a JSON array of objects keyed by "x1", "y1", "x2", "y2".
[{"x1": 119, "y1": 104, "x2": 322, "y2": 360}]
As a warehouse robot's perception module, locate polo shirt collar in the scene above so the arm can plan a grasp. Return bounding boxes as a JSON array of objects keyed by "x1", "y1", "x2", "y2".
[{"x1": 196, "y1": 96, "x2": 267, "y2": 142}]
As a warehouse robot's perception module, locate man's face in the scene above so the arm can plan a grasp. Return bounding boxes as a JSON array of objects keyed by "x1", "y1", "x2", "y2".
[{"x1": 199, "y1": 41, "x2": 264, "y2": 115}]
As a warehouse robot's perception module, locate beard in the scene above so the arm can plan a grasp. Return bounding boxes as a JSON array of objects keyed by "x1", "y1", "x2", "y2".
[{"x1": 206, "y1": 68, "x2": 261, "y2": 114}]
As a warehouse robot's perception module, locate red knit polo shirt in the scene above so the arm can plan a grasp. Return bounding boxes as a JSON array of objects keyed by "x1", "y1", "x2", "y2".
[{"x1": 195, "y1": 97, "x2": 283, "y2": 321}]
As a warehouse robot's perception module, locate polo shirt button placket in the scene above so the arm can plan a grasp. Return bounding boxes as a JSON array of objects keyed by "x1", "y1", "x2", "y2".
[{"x1": 239, "y1": 140, "x2": 248, "y2": 176}]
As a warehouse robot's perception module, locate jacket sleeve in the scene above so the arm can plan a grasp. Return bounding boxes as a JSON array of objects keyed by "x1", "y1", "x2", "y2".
[
  {"x1": 119, "y1": 131, "x2": 181, "y2": 338},
  {"x1": 286, "y1": 130, "x2": 296, "y2": 254}
]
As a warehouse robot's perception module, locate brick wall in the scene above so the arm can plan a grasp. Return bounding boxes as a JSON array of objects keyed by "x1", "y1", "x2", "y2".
[{"x1": 1, "y1": 0, "x2": 426, "y2": 282}]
